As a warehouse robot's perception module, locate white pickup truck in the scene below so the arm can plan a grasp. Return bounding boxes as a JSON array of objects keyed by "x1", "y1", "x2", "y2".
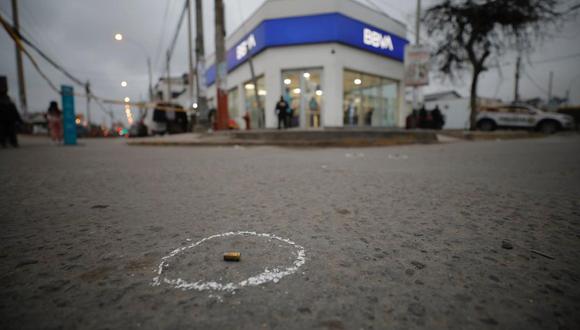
[{"x1": 476, "y1": 104, "x2": 574, "y2": 134}]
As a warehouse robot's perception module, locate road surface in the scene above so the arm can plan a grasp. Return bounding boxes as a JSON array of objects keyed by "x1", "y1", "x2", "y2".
[{"x1": 1, "y1": 135, "x2": 579, "y2": 329}]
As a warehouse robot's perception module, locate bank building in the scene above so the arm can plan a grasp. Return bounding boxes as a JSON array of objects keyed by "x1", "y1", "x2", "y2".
[{"x1": 203, "y1": 0, "x2": 409, "y2": 129}]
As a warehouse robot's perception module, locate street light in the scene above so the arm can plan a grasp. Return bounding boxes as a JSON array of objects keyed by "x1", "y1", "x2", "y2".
[
  {"x1": 121, "y1": 81, "x2": 128, "y2": 87},
  {"x1": 124, "y1": 97, "x2": 131, "y2": 103},
  {"x1": 113, "y1": 33, "x2": 153, "y2": 101}
]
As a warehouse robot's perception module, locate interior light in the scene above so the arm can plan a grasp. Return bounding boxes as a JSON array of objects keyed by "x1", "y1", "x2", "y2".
[
  {"x1": 316, "y1": 90, "x2": 323, "y2": 96},
  {"x1": 293, "y1": 88, "x2": 301, "y2": 94},
  {"x1": 193, "y1": 102, "x2": 198, "y2": 109},
  {"x1": 245, "y1": 84, "x2": 255, "y2": 90},
  {"x1": 354, "y1": 79, "x2": 362, "y2": 85},
  {"x1": 114, "y1": 33, "x2": 123, "y2": 41},
  {"x1": 121, "y1": 81, "x2": 128, "y2": 87},
  {"x1": 124, "y1": 97, "x2": 130, "y2": 103},
  {"x1": 284, "y1": 79, "x2": 291, "y2": 85},
  {"x1": 258, "y1": 90, "x2": 267, "y2": 96},
  {"x1": 303, "y1": 72, "x2": 311, "y2": 79}
]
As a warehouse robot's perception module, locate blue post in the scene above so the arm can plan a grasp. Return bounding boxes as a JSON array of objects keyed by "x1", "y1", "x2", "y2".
[{"x1": 61, "y1": 85, "x2": 77, "y2": 145}]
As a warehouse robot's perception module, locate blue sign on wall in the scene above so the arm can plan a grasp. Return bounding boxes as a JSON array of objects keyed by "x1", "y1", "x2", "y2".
[
  {"x1": 205, "y1": 13, "x2": 409, "y2": 86},
  {"x1": 61, "y1": 85, "x2": 77, "y2": 145}
]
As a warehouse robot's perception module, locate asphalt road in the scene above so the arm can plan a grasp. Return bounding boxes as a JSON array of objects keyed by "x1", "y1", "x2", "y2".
[{"x1": 1, "y1": 135, "x2": 579, "y2": 329}]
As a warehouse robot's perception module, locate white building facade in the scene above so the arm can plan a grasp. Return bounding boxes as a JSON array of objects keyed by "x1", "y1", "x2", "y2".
[{"x1": 204, "y1": 0, "x2": 409, "y2": 129}]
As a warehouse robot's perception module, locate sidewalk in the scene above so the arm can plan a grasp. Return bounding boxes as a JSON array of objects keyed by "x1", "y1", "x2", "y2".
[
  {"x1": 126, "y1": 129, "x2": 439, "y2": 147},
  {"x1": 126, "y1": 129, "x2": 545, "y2": 147}
]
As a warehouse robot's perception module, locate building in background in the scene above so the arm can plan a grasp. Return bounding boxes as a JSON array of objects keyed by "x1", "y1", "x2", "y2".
[
  {"x1": 203, "y1": 0, "x2": 409, "y2": 129},
  {"x1": 425, "y1": 90, "x2": 503, "y2": 130}
]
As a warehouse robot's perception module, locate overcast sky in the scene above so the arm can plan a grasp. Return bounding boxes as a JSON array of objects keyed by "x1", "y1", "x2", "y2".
[{"x1": 1, "y1": 0, "x2": 579, "y2": 125}]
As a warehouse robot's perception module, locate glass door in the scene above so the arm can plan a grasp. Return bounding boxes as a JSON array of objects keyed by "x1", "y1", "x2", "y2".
[{"x1": 281, "y1": 69, "x2": 323, "y2": 128}]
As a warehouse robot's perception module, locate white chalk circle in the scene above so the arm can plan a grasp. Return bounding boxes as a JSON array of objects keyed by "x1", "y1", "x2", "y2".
[{"x1": 152, "y1": 231, "x2": 306, "y2": 292}]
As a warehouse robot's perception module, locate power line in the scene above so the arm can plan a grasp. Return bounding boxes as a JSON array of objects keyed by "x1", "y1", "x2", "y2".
[
  {"x1": 525, "y1": 71, "x2": 549, "y2": 94},
  {"x1": 153, "y1": 0, "x2": 174, "y2": 71},
  {"x1": 532, "y1": 52, "x2": 580, "y2": 64},
  {"x1": 167, "y1": 1, "x2": 188, "y2": 61},
  {"x1": 0, "y1": 11, "x2": 186, "y2": 114}
]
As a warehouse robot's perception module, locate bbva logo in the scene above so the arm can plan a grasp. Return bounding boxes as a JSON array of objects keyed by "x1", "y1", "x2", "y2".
[
  {"x1": 363, "y1": 28, "x2": 394, "y2": 51},
  {"x1": 236, "y1": 34, "x2": 257, "y2": 61}
]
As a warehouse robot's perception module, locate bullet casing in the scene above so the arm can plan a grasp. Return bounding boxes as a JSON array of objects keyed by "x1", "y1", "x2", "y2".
[{"x1": 223, "y1": 252, "x2": 241, "y2": 262}]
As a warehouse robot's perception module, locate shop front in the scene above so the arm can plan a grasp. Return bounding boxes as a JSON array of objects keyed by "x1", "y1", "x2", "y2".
[{"x1": 204, "y1": 0, "x2": 408, "y2": 129}]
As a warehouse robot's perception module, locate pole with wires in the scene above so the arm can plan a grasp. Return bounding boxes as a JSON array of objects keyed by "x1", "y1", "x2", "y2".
[
  {"x1": 11, "y1": 0, "x2": 27, "y2": 116},
  {"x1": 412, "y1": 0, "x2": 421, "y2": 115},
  {"x1": 215, "y1": 0, "x2": 229, "y2": 130},
  {"x1": 85, "y1": 81, "x2": 91, "y2": 133},
  {"x1": 166, "y1": 50, "x2": 171, "y2": 102},
  {"x1": 195, "y1": 0, "x2": 208, "y2": 128},
  {"x1": 186, "y1": 0, "x2": 195, "y2": 111},
  {"x1": 515, "y1": 56, "x2": 521, "y2": 102}
]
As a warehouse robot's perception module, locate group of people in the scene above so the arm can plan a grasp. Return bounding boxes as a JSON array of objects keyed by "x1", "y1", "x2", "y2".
[{"x1": 406, "y1": 105, "x2": 445, "y2": 130}]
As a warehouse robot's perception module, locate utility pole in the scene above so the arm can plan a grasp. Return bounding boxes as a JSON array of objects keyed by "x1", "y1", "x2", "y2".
[
  {"x1": 147, "y1": 57, "x2": 153, "y2": 101},
  {"x1": 195, "y1": 0, "x2": 208, "y2": 126},
  {"x1": 215, "y1": 0, "x2": 229, "y2": 130},
  {"x1": 415, "y1": 0, "x2": 421, "y2": 42},
  {"x1": 247, "y1": 46, "x2": 262, "y2": 128},
  {"x1": 548, "y1": 71, "x2": 554, "y2": 102},
  {"x1": 186, "y1": 0, "x2": 195, "y2": 110},
  {"x1": 11, "y1": 0, "x2": 27, "y2": 116},
  {"x1": 85, "y1": 81, "x2": 91, "y2": 133},
  {"x1": 166, "y1": 50, "x2": 171, "y2": 102},
  {"x1": 514, "y1": 55, "x2": 521, "y2": 102},
  {"x1": 412, "y1": 0, "x2": 421, "y2": 114}
]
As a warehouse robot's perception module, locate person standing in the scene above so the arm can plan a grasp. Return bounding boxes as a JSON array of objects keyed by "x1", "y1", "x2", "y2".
[
  {"x1": 275, "y1": 96, "x2": 289, "y2": 129},
  {"x1": 0, "y1": 77, "x2": 23, "y2": 148},
  {"x1": 431, "y1": 105, "x2": 445, "y2": 130},
  {"x1": 46, "y1": 101, "x2": 63, "y2": 144}
]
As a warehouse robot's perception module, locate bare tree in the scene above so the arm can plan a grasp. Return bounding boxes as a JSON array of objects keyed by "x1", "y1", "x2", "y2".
[{"x1": 424, "y1": 0, "x2": 564, "y2": 130}]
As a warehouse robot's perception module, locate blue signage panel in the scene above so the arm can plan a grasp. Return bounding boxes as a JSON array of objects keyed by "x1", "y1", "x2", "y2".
[
  {"x1": 61, "y1": 85, "x2": 77, "y2": 145},
  {"x1": 205, "y1": 13, "x2": 409, "y2": 86}
]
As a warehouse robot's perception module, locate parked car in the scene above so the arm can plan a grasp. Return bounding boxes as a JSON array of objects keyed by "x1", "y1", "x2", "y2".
[
  {"x1": 476, "y1": 104, "x2": 574, "y2": 134},
  {"x1": 128, "y1": 121, "x2": 149, "y2": 138}
]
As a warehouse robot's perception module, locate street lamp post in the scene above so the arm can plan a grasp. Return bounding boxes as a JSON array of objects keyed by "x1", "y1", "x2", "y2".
[{"x1": 113, "y1": 33, "x2": 153, "y2": 102}]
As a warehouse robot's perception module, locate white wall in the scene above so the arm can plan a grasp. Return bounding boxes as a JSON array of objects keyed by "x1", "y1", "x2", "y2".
[{"x1": 425, "y1": 98, "x2": 471, "y2": 130}]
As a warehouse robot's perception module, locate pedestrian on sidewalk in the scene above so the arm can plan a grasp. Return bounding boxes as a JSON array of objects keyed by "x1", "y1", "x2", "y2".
[
  {"x1": 0, "y1": 76, "x2": 23, "y2": 148},
  {"x1": 46, "y1": 101, "x2": 63, "y2": 144},
  {"x1": 276, "y1": 96, "x2": 289, "y2": 129}
]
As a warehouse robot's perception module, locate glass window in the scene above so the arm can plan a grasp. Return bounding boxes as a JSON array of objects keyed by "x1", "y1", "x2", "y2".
[
  {"x1": 244, "y1": 76, "x2": 266, "y2": 129},
  {"x1": 227, "y1": 87, "x2": 240, "y2": 128},
  {"x1": 343, "y1": 69, "x2": 398, "y2": 127},
  {"x1": 281, "y1": 68, "x2": 323, "y2": 128}
]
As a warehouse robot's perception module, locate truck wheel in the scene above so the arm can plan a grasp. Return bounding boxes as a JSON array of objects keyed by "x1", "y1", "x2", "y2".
[
  {"x1": 477, "y1": 119, "x2": 496, "y2": 132},
  {"x1": 537, "y1": 120, "x2": 559, "y2": 134}
]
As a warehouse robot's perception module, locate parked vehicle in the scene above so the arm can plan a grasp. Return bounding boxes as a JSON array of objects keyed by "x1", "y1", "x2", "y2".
[
  {"x1": 476, "y1": 104, "x2": 574, "y2": 134},
  {"x1": 144, "y1": 102, "x2": 189, "y2": 135},
  {"x1": 128, "y1": 121, "x2": 149, "y2": 138}
]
